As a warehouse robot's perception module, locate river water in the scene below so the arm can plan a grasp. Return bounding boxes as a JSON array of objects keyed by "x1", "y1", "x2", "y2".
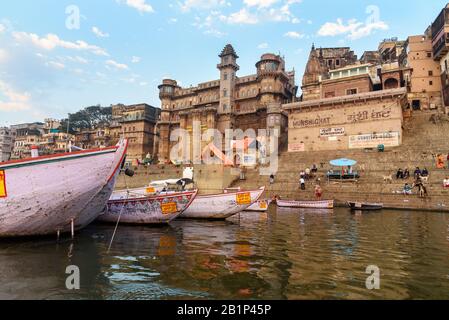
[{"x1": 1, "y1": 207, "x2": 449, "y2": 300}]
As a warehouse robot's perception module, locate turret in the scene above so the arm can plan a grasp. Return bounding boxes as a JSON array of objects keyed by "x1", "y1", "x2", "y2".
[{"x1": 217, "y1": 44, "x2": 239, "y2": 115}]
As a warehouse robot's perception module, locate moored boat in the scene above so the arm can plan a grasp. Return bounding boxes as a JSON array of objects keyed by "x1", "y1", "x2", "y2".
[
  {"x1": 245, "y1": 199, "x2": 270, "y2": 212},
  {"x1": 0, "y1": 139, "x2": 128, "y2": 237},
  {"x1": 276, "y1": 199, "x2": 334, "y2": 209},
  {"x1": 347, "y1": 202, "x2": 383, "y2": 211},
  {"x1": 180, "y1": 187, "x2": 265, "y2": 219},
  {"x1": 97, "y1": 189, "x2": 198, "y2": 224}
]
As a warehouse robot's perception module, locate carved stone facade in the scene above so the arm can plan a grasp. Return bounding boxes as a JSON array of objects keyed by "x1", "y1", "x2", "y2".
[{"x1": 156, "y1": 44, "x2": 297, "y2": 163}]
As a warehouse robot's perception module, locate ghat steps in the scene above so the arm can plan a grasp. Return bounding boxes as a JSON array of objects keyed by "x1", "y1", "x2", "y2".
[{"x1": 232, "y1": 111, "x2": 449, "y2": 212}]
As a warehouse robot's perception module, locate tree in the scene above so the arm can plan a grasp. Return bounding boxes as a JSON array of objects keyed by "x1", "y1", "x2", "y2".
[{"x1": 60, "y1": 105, "x2": 112, "y2": 132}]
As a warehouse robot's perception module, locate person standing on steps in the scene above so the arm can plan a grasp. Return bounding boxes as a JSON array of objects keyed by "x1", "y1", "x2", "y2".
[
  {"x1": 269, "y1": 174, "x2": 275, "y2": 185},
  {"x1": 300, "y1": 177, "x2": 306, "y2": 190},
  {"x1": 314, "y1": 184, "x2": 322, "y2": 200}
]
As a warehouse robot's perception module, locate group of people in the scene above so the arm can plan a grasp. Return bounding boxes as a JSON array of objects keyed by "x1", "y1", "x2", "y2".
[
  {"x1": 299, "y1": 164, "x2": 319, "y2": 190},
  {"x1": 402, "y1": 175, "x2": 429, "y2": 198},
  {"x1": 396, "y1": 167, "x2": 429, "y2": 180}
]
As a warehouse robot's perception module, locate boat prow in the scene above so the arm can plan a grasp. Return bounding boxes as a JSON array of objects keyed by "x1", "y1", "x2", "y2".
[
  {"x1": 347, "y1": 202, "x2": 383, "y2": 211},
  {"x1": 180, "y1": 186, "x2": 266, "y2": 219},
  {"x1": 0, "y1": 139, "x2": 128, "y2": 237},
  {"x1": 97, "y1": 189, "x2": 198, "y2": 224}
]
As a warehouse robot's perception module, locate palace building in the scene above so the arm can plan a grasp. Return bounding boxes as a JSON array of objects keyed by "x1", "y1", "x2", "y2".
[{"x1": 156, "y1": 44, "x2": 298, "y2": 163}]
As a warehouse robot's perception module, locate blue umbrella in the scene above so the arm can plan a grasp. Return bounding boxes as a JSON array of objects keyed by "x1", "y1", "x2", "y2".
[{"x1": 330, "y1": 158, "x2": 357, "y2": 167}]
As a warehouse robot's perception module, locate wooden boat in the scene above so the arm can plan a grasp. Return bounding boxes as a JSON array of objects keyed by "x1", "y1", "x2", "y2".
[
  {"x1": 97, "y1": 190, "x2": 198, "y2": 224},
  {"x1": 347, "y1": 202, "x2": 383, "y2": 211},
  {"x1": 276, "y1": 199, "x2": 334, "y2": 209},
  {"x1": 0, "y1": 139, "x2": 128, "y2": 237},
  {"x1": 180, "y1": 187, "x2": 266, "y2": 219},
  {"x1": 245, "y1": 199, "x2": 270, "y2": 212}
]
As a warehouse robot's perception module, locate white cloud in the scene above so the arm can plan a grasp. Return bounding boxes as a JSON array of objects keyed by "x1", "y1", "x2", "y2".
[
  {"x1": 0, "y1": 49, "x2": 9, "y2": 63},
  {"x1": 139, "y1": 81, "x2": 148, "y2": 86},
  {"x1": 106, "y1": 59, "x2": 129, "y2": 70},
  {"x1": 46, "y1": 61, "x2": 65, "y2": 70},
  {"x1": 222, "y1": 8, "x2": 259, "y2": 24},
  {"x1": 244, "y1": 0, "x2": 279, "y2": 8},
  {"x1": 12, "y1": 32, "x2": 109, "y2": 56},
  {"x1": 66, "y1": 56, "x2": 89, "y2": 64},
  {"x1": 168, "y1": 18, "x2": 178, "y2": 24},
  {"x1": 258, "y1": 42, "x2": 269, "y2": 49},
  {"x1": 131, "y1": 56, "x2": 141, "y2": 63},
  {"x1": 0, "y1": 80, "x2": 32, "y2": 112},
  {"x1": 121, "y1": 0, "x2": 154, "y2": 13},
  {"x1": 92, "y1": 26, "x2": 109, "y2": 38},
  {"x1": 318, "y1": 18, "x2": 388, "y2": 40},
  {"x1": 193, "y1": 12, "x2": 228, "y2": 37},
  {"x1": 0, "y1": 24, "x2": 5, "y2": 33},
  {"x1": 180, "y1": 0, "x2": 229, "y2": 12},
  {"x1": 284, "y1": 31, "x2": 304, "y2": 39}
]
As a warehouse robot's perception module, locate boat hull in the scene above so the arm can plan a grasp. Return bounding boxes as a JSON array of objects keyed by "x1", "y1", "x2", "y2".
[
  {"x1": 276, "y1": 199, "x2": 334, "y2": 209},
  {"x1": 245, "y1": 200, "x2": 270, "y2": 212},
  {"x1": 97, "y1": 190, "x2": 198, "y2": 224},
  {"x1": 0, "y1": 140, "x2": 128, "y2": 237},
  {"x1": 181, "y1": 187, "x2": 265, "y2": 219},
  {"x1": 348, "y1": 202, "x2": 383, "y2": 211}
]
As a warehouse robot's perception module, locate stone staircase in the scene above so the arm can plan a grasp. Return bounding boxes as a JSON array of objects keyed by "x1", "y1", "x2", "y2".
[{"x1": 232, "y1": 111, "x2": 449, "y2": 212}]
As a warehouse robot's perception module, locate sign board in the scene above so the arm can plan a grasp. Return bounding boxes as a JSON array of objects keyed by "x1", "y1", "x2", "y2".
[
  {"x1": 236, "y1": 192, "x2": 251, "y2": 205},
  {"x1": 349, "y1": 132, "x2": 400, "y2": 149},
  {"x1": 0, "y1": 170, "x2": 6, "y2": 198},
  {"x1": 145, "y1": 187, "x2": 156, "y2": 194},
  {"x1": 288, "y1": 143, "x2": 305, "y2": 152},
  {"x1": 320, "y1": 127, "x2": 345, "y2": 137},
  {"x1": 161, "y1": 202, "x2": 177, "y2": 215}
]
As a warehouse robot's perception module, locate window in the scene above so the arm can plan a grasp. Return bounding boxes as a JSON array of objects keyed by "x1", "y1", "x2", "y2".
[
  {"x1": 346, "y1": 88, "x2": 358, "y2": 95},
  {"x1": 224, "y1": 73, "x2": 228, "y2": 80},
  {"x1": 430, "y1": 81, "x2": 433, "y2": 85},
  {"x1": 427, "y1": 52, "x2": 432, "y2": 58},
  {"x1": 336, "y1": 59, "x2": 340, "y2": 66},
  {"x1": 223, "y1": 89, "x2": 228, "y2": 97},
  {"x1": 429, "y1": 71, "x2": 433, "y2": 76}
]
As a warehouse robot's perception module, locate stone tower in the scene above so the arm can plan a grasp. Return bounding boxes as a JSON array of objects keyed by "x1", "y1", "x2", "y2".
[
  {"x1": 302, "y1": 44, "x2": 328, "y2": 101},
  {"x1": 216, "y1": 44, "x2": 239, "y2": 133},
  {"x1": 157, "y1": 79, "x2": 178, "y2": 163}
]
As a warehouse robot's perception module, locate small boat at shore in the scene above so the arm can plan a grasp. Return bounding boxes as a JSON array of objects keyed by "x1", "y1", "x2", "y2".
[
  {"x1": 0, "y1": 139, "x2": 128, "y2": 237},
  {"x1": 180, "y1": 187, "x2": 265, "y2": 220},
  {"x1": 276, "y1": 199, "x2": 334, "y2": 209},
  {"x1": 347, "y1": 202, "x2": 383, "y2": 211},
  {"x1": 97, "y1": 190, "x2": 198, "y2": 224}
]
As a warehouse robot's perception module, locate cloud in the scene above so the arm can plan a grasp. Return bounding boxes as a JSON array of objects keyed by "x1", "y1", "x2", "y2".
[
  {"x1": 244, "y1": 0, "x2": 280, "y2": 8},
  {"x1": 0, "y1": 80, "x2": 32, "y2": 112},
  {"x1": 318, "y1": 18, "x2": 388, "y2": 40},
  {"x1": 46, "y1": 61, "x2": 65, "y2": 70},
  {"x1": 284, "y1": 31, "x2": 304, "y2": 39},
  {"x1": 168, "y1": 18, "x2": 178, "y2": 24},
  {"x1": 0, "y1": 24, "x2": 5, "y2": 33},
  {"x1": 106, "y1": 59, "x2": 129, "y2": 70},
  {"x1": 12, "y1": 31, "x2": 109, "y2": 56},
  {"x1": 66, "y1": 56, "x2": 89, "y2": 64},
  {"x1": 131, "y1": 56, "x2": 141, "y2": 63},
  {"x1": 258, "y1": 42, "x2": 269, "y2": 49},
  {"x1": 120, "y1": 0, "x2": 154, "y2": 13},
  {"x1": 92, "y1": 26, "x2": 109, "y2": 38},
  {"x1": 180, "y1": 0, "x2": 229, "y2": 12},
  {"x1": 193, "y1": 12, "x2": 228, "y2": 37},
  {"x1": 221, "y1": 0, "x2": 300, "y2": 25}
]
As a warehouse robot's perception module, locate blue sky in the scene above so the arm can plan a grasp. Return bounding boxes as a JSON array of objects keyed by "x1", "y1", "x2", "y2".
[{"x1": 0, "y1": 0, "x2": 447, "y2": 126}]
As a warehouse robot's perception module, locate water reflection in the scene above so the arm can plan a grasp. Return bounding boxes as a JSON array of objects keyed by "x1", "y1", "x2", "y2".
[{"x1": 1, "y1": 208, "x2": 449, "y2": 299}]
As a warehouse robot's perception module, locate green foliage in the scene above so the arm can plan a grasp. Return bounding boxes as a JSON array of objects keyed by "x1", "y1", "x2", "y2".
[{"x1": 60, "y1": 105, "x2": 112, "y2": 133}]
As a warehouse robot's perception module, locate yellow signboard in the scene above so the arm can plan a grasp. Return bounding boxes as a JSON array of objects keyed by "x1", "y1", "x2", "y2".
[
  {"x1": 0, "y1": 170, "x2": 6, "y2": 198},
  {"x1": 145, "y1": 187, "x2": 156, "y2": 194},
  {"x1": 161, "y1": 202, "x2": 177, "y2": 215},
  {"x1": 236, "y1": 192, "x2": 251, "y2": 205},
  {"x1": 260, "y1": 201, "x2": 268, "y2": 209}
]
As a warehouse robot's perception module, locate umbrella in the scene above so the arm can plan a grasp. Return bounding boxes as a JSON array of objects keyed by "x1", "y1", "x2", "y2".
[{"x1": 329, "y1": 158, "x2": 357, "y2": 167}]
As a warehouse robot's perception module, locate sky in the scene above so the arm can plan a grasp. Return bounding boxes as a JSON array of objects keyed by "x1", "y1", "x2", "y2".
[{"x1": 0, "y1": 0, "x2": 447, "y2": 126}]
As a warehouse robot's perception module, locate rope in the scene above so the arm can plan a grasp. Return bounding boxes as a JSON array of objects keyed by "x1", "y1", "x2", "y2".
[{"x1": 107, "y1": 171, "x2": 130, "y2": 253}]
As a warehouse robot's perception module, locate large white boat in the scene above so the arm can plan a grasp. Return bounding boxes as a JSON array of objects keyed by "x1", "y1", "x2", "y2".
[
  {"x1": 180, "y1": 187, "x2": 265, "y2": 220},
  {"x1": 0, "y1": 139, "x2": 128, "y2": 237},
  {"x1": 97, "y1": 189, "x2": 198, "y2": 224}
]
